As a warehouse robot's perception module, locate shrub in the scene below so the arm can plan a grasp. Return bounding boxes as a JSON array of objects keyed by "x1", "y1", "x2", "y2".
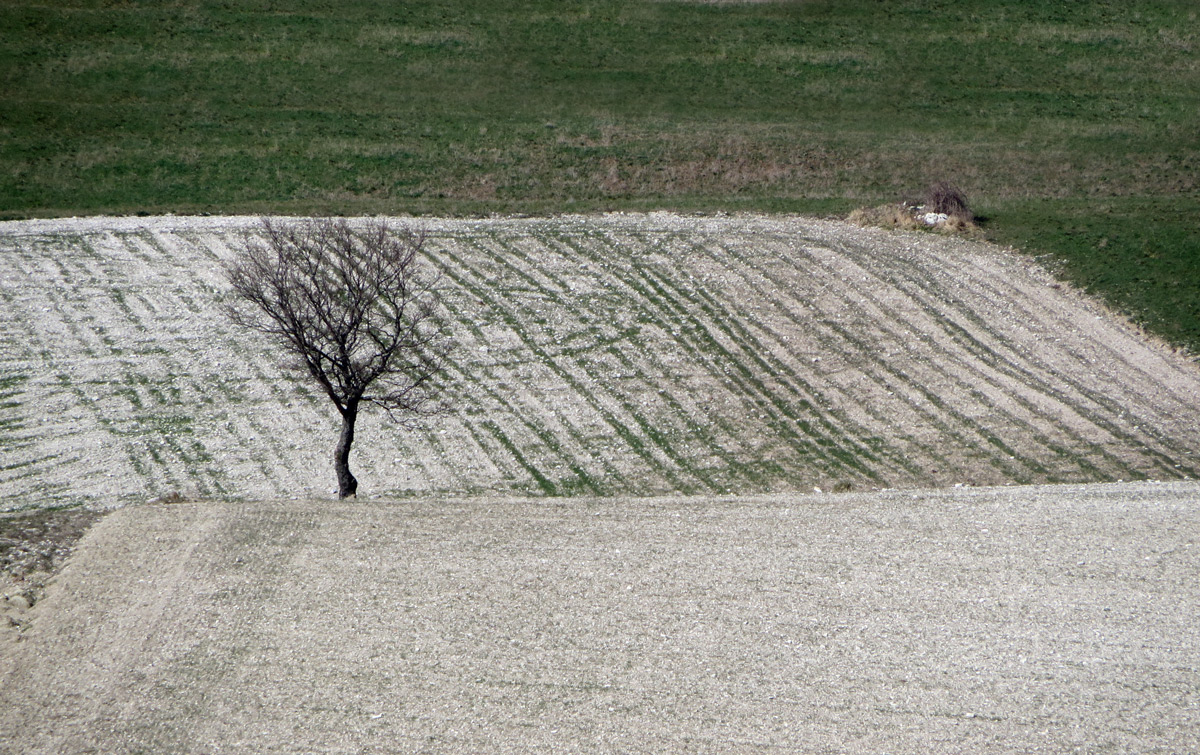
[
  {"x1": 849, "y1": 181, "x2": 980, "y2": 236},
  {"x1": 925, "y1": 181, "x2": 972, "y2": 220}
]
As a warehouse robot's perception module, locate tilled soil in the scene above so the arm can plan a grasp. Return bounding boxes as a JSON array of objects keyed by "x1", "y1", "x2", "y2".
[
  {"x1": 2, "y1": 213, "x2": 1199, "y2": 510},
  {"x1": 1, "y1": 482, "x2": 1197, "y2": 754}
]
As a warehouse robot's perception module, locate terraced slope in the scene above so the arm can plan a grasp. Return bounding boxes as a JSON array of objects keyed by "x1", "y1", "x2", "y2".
[{"x1": 2, "y1": 214, "x2": 1198, "y2": 509}]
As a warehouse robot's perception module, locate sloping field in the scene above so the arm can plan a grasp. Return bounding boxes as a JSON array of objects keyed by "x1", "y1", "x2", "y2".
[
  {"x1": 2, "y1": 483, "x2": 1198, "y2": 753},
  {"x1": 2, "y1": 213, "x2": 1200, "y2": 509}
]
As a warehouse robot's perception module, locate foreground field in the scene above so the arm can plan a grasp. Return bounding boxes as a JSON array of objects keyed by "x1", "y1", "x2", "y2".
[
  {"x1": 2, "y1": 483, "x2": 1198, "y2": 753},
  {"x1": 3, "y1": 213, "x2": 1200, "y2": 510}
]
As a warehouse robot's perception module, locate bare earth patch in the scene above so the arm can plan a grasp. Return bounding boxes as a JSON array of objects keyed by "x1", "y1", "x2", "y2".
[{"x1": 1, "y1": 508, "x2": 102, "y2": 637}]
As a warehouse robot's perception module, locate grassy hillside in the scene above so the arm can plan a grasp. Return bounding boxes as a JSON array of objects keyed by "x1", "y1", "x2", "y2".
[{"x1": 1, "y1": 0, "x2": 1198, "y2": 348}]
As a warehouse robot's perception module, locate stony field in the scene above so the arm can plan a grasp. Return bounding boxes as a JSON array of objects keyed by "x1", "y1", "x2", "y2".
[
  {"x1": 4, "y1": 214, "x2": 1200, "y2": 753},
  {"x1": 2, "y1": 213, "x2": 1200, "y2": 510},
  {"x1": 3, "y1": 483, "x2": 1198, "y2": 753}
]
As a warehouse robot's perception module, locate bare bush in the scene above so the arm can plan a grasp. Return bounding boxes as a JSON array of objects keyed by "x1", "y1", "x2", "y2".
[{"x1": 925, "y1": 181, "x2": 972, "y2": 220}]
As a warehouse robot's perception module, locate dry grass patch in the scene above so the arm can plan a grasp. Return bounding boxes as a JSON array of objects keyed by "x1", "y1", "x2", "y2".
[
  {"x1": 847, "y1": 204, "x2": 925, "y2": 232},
  {"x1": 850, "y1": 182, "x2": 981, "y2": 236},
  {"x1": 849, "y1": 203, "x2": 981, "y2": 236}
]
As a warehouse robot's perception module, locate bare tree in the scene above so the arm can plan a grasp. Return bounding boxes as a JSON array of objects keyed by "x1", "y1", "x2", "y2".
[{"x1": 224, "y1": 218, "x2": 452, "y2": 499}]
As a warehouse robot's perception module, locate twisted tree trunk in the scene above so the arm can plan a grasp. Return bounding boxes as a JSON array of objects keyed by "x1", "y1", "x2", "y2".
[{"x1": 335, "y1": 398, "x2": 359, "y2": 499}]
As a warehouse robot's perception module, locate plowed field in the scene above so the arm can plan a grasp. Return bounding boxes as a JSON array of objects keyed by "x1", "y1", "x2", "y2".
[
  {"x1": 2, "y1": 213, "x2": 1199, "y2": 509},
  {"x1": 3, "y1": 484, "x2": 1199, "y2": 753}
]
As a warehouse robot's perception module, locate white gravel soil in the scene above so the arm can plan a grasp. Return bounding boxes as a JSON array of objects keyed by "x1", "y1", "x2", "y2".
[
  {"x1": 1, "y1": 481, "x2": 1198, "y2": 754},
  {"x1": 3, "y1": 213, "x2": 1200, "y2": 509},
  {"x1": 3, "y1": 214, "x2": 1200, "y2": 751}
]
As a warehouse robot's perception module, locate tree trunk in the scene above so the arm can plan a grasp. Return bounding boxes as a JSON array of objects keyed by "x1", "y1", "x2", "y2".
[{"x1": 335, "y1": 399, "x2": 359, "y2": 499}]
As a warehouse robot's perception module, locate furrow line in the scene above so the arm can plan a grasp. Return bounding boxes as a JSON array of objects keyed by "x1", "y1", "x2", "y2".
[
  {"x1": 893, "y1": 240, "x2": 1183, "y2": 412},
  {"x1": 644, "y1": 232, "x2": 895, "y2": 480},
  {"x1": 935, "y1": 252, "x2": 1200, "y2": 477},
  {"x1": 105, "y1": 230, "x2": 294, "y2": 500},
  {"x1": 403, "y1": 419, "x2": 474, "y2": 495},
  {"x1": 425, "y1": 236, "x2": 701, "y2": 495},
  {"x1": 582, "y1": 229, "x2": 883, "y2": 483},
  {"x1": 878, "y1": 278, "x2": 1146, "y2": 479},
  {"x1": 444, "y1": 355, "x2": 609, "y2": 496},
  {"x1": 955, "y1": 248, "x2": 1195, "y2": 408},
  {"x1": 486, "y1": 232, "x2": 729, "y2": 492},
  {"x1": 669, "y1": 234, "x2": 935, "y2": 482},
  {"x1": 598, "y1": 342, "x2": 787, "y2": 493},
  {"x1": 537, "y1": 231, "x2": 799, "y2": 491},
  {"x1": 450, "y1": 418, "x2": 528, "y2": 496},
  {"x1": 537, "y1": 232, "x2": 832, "y2": 491},
  {"x1": 202, "y1": 323, "x2": 326, "y2": 500},
  {"x1": 467, "y1": 231, "x2": 710, "y2": 493},
  {"x1": 456, "y1": 231, "x2": 694, "y2": 494},
  {"x1": 2, "y1": 244, "x2": 149, "y2": 501},
  {"x1": 634, "y1": 254, "x2": 873, "y2": 482},
  {"x1": 551, "y1": 232, "x2": 817, "y2": 479},
  {"x1": 787, "y1": 235, "x2": 1112, "y2": 480},
  {"x1": 423, "y1": 291, "x2": 559, "y2": 493},
  {"x1": 832, "y1": 236, "x2": 1196, "y2": 478},
  {"x1": 435, "y1": 237, "x2": 626, "y2": 494},
  {"x1": 762, "y1": 234, "x2": 1075, "y2": 483},
  {"x1": 480, "y1": 420, "x2": 559, "y2": 496},
  {"x1": 775, "y1": 294, "x2": 1030, "y2": 482}
]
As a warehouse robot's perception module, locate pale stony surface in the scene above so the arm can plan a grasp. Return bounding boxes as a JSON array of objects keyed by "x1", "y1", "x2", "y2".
[
  {"x1": 1, "y1": 481, "x2": 1198, "y2": 753},
  {"x1": 2, "y1": 213, "x2": 1199, "y2": 511},
  {"x1": 4, "y1": 212, "x2": 1200, "y2": 749}
]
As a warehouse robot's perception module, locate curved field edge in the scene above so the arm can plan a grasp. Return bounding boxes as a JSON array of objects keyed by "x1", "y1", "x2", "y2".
[{"x1": 2, "y1": 213, "x2": 1199, "y2": 510}]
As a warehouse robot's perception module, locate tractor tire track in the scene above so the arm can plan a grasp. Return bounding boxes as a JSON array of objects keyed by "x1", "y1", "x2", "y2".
[{"x1": 824, "y1": 231, "x2": 1199, "y2": 479}]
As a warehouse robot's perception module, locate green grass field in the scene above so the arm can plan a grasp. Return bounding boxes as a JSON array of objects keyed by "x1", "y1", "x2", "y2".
[{"x1": 2, "y1": 0, "x2": 1197, "y2": 348}]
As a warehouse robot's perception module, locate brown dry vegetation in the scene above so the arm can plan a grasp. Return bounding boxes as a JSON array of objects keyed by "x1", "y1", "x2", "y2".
[{"x1": 847, "y1": 204, "x2": 981, "y2": 237}]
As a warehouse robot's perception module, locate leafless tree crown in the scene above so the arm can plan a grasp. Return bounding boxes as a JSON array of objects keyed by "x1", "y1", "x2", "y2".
[{"x1": 224, "y1": 217, "x2": 451, "y2": 424}]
